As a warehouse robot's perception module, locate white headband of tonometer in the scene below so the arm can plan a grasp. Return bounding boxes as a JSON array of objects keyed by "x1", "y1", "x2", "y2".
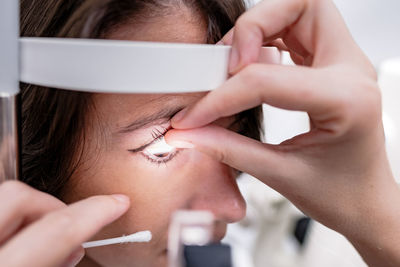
[{"x1": 20, "y1": 38, "x2": 279, "y2": 93}]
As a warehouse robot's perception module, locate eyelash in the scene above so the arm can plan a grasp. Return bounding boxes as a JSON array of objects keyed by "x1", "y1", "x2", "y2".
[
  {"x1": 151, "y1": 127, "x2": 169, "y2": 140},
  {"x1": 131, "y1": 127, "x2": 180, "y2": 165}
]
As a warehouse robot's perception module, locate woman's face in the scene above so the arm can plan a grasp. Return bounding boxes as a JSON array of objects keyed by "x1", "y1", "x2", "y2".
[{"x1": 63, "y1": 7, "x2": 246, "y2": 267}]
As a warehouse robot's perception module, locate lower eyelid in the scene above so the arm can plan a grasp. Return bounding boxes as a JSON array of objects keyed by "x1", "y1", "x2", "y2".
[{"x1": 140, "y1": 149, "x2": 180, "y2": 164}]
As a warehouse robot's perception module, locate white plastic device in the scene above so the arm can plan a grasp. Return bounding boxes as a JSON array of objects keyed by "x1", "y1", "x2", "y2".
[
  {"x1": 168, "y1": 210, "x2": 215, "y2": 267},
  {"x1": 20, "y1": 38, "x2": 279, "y2": 93}
]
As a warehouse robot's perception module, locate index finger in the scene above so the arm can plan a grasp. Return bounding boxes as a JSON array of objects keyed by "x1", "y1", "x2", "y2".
[
  {"x1": 228, "y1": 0, "x2": 361, "y2": 73},
  {"x1": 0, "y1": 195, "x2": 130, "y2": 267},
  {"x1": 171, "y1": 64, "x2": 329, "y2": 130}
]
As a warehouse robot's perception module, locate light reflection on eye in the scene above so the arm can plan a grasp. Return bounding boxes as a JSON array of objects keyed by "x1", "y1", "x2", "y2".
[{"x1": 141, "y1": 136, "x2": 178, "y2": 164}]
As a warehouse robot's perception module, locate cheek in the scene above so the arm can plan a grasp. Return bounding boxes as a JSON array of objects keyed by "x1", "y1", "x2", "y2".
[
  {"x1": 119, "y1": 149, "x2": 208, "y2": 227},
  {"x1": 64, "y1": 148, "x2": 233, "y2": 266},
  {"x1": 72, "y1": 149, "x2": 206, "y2": 215},
  {"x1": 79, "y1": 148, "x2": 221, "y2": 227}
]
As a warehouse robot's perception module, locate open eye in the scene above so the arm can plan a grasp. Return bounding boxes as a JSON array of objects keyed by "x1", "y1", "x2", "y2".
[{"x1": 141, "y1": 136, "x2": 178, "y2": 164}]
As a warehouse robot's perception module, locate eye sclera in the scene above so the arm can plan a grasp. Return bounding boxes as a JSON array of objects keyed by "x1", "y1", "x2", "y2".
[
  {"x1": 141, "y1": 136, "x2": 178, "y2": 163},
  {"x1": 145, "y1": 136, "x2": 175, "y2": 155}
]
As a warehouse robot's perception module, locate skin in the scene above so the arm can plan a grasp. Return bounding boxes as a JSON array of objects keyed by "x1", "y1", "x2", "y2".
[
  {"x1": 167, "y1": 0, "x2": 400, "y2": 266},
  {"x1": 61, "y1": 6, "x2": 246, "y2": 267},
  {"x1": 1, "y1": 1, "x2": 399, "y2": 267},
  {"x1": 0, "y1": 181, "x2": 130, "y2": 267}
]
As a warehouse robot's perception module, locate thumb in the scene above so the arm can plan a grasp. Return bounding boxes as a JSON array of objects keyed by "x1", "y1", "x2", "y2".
[{"x1": 165, "y1": 125, "x2": 300, "y2": 189}]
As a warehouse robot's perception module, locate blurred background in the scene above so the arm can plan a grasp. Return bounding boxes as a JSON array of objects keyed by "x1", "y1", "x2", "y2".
[
  {"x1": 224, "y1": 1, "x2": 400, "y2": 267},
  {"x1": 333, "y1": 0, "x2": 400, "y2": 66}
]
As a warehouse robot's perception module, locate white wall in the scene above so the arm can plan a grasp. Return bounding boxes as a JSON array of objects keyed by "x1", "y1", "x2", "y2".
[
  {"x1": 333, "y1": 0, "x2": 400, "y2": 65},
  {"x1": 251, "y1": 0, "x2": 400, "y2": 65}
]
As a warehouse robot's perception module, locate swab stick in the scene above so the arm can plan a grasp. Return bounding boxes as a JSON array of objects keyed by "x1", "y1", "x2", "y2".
[{"x1": 83, "y1": 231, "x2": 152, "y2": 249}]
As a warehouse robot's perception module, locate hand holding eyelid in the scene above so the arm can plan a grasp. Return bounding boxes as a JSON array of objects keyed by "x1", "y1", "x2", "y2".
[{"x1": 167, "y1": 1, "x2": 400, "y2": 266}]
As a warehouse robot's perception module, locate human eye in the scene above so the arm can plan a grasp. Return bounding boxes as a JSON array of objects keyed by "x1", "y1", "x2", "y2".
[
  {"x1": 128, "y1": 127, "x2": 180, "y2": 165},
  {"x1": 141, "y1": 136, "x2": 179, "y2": 164}
]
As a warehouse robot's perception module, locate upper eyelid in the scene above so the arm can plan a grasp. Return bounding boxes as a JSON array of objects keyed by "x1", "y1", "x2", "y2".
[
  {"x1": 118, "y1": 107, "x2": 183, "y2": 135},
  {"x1": 151, "y1": 128, "x2": 166, "y2": 139},
  {"x1": 128, "y1": 142, "x2": 154, "y2": 153},
  {"x1": 128, "y1": 126, "x2": 171, "y2": 153}
]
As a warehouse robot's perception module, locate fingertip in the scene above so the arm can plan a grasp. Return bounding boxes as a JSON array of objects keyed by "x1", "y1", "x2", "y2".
[
  {"x1": 111, "y1": 194, "x2": 130, "y2": 206},
  {"x1": 165, "y1": 135, "x2": 195, "y2": 149},
  {"x1": 169, "y1": 140, "x2": 195, "y2": 149},
  {"x1": 228, "y1": 45, "x2": 241, "y2": 74},
  {"x1": 83, "y1": 195, "x2": 130, "y2": 223},
  {"x1": 171, "y1": 107, "x2": 206, "y2": 130},
  {"x1": 220, "y1": 28, "x2": 234, "y2": 45},
  {"x1": 62, "y1": 247, "x2": 85, "y2": 267},
  {"x1": 164, "y1": 130, "x2": 194, "y2": 149},
  {"x1": 166, "y1": 127, "x2": 223, "y2": 162},
  {"x1": 170, "y1": 107, "x2": 188, "y2": 128},
  {"x1": 100, "y1": 195, "x2": 130, "y2": 225},
  {"x1": 229, "y1": 23, "x2": 264, "y2": 74}
]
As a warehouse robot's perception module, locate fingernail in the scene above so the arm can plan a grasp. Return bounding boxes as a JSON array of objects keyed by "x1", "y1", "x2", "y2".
[
  {"x1": 172, "y1": 108, "x2": 188, "y2": 124},
  {"x1": 62, "y1": 248, "x2": 85, "y2": 267},
  {"x1": 111, "y1": 194, "x2": 130, "y2": 204},
  {"x1": 229, "y1": 46, "x2": 240, "y2": 73},
  {"x1": 167, "y1": 140, "x2": 195, "y2": 149}
]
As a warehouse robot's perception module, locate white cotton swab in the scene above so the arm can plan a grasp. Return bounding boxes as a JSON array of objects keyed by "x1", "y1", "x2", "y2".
[{"x1": 82, "y1": 231, "x2": 152, "y2": 249}]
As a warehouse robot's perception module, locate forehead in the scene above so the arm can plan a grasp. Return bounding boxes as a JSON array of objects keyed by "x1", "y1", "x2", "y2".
[
  {"x1": 106, "y1": 5, "x2": 208, "y2": 43},
  {"x1": 93, "y1": 6, "x2": 209, "y2": 130}
]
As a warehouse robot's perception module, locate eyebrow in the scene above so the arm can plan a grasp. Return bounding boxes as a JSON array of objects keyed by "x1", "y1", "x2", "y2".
[{"x1": 117, "y1": 106, "x2": 183, "y2": 134}]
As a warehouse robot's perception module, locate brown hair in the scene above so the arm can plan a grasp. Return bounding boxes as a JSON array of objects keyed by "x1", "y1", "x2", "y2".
[{"x1": 20, "y1": 0, "x2": 263, "y2": 197}]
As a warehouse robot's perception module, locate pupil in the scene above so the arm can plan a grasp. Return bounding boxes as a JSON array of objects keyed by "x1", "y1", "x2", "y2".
[{"x1": 155, "y1": 153, "x2": 168, "y2": 158}]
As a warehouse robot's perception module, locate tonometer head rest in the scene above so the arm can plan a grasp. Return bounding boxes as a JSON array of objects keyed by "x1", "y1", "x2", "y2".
[{"x1": 20, "y1": 38, "x2": 280, "y2": 94}]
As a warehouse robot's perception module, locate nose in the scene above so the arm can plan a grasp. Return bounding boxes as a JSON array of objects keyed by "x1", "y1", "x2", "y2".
[{"x1": 188, "y1": 156, "x2": 246, "y2": 224}]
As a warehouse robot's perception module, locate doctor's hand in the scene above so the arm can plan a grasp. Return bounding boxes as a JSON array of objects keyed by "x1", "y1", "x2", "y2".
[
  {"x1": 0, "y1": 181, "x2": 129, "y2": 267},
  {"x1": 166, "y1": 0, "x2": 400, "y2": 266}
]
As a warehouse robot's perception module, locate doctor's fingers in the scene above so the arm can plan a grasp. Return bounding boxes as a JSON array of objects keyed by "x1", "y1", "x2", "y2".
[
  {"x1": 0, "y1": 194, "x2": 130, "y2": 267},
  {"x1": 172, "y1": 64, "x2": 380, "y2": 139},
  {"x1": 0, "y1": 181, "x2": 66, "y2": 245},
  {"x1": 222, "y1": 0, "x2": 368, "y2": 73},
  {"x1": 166, "y1": 125, "x2": 305, "y2": 195}
]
